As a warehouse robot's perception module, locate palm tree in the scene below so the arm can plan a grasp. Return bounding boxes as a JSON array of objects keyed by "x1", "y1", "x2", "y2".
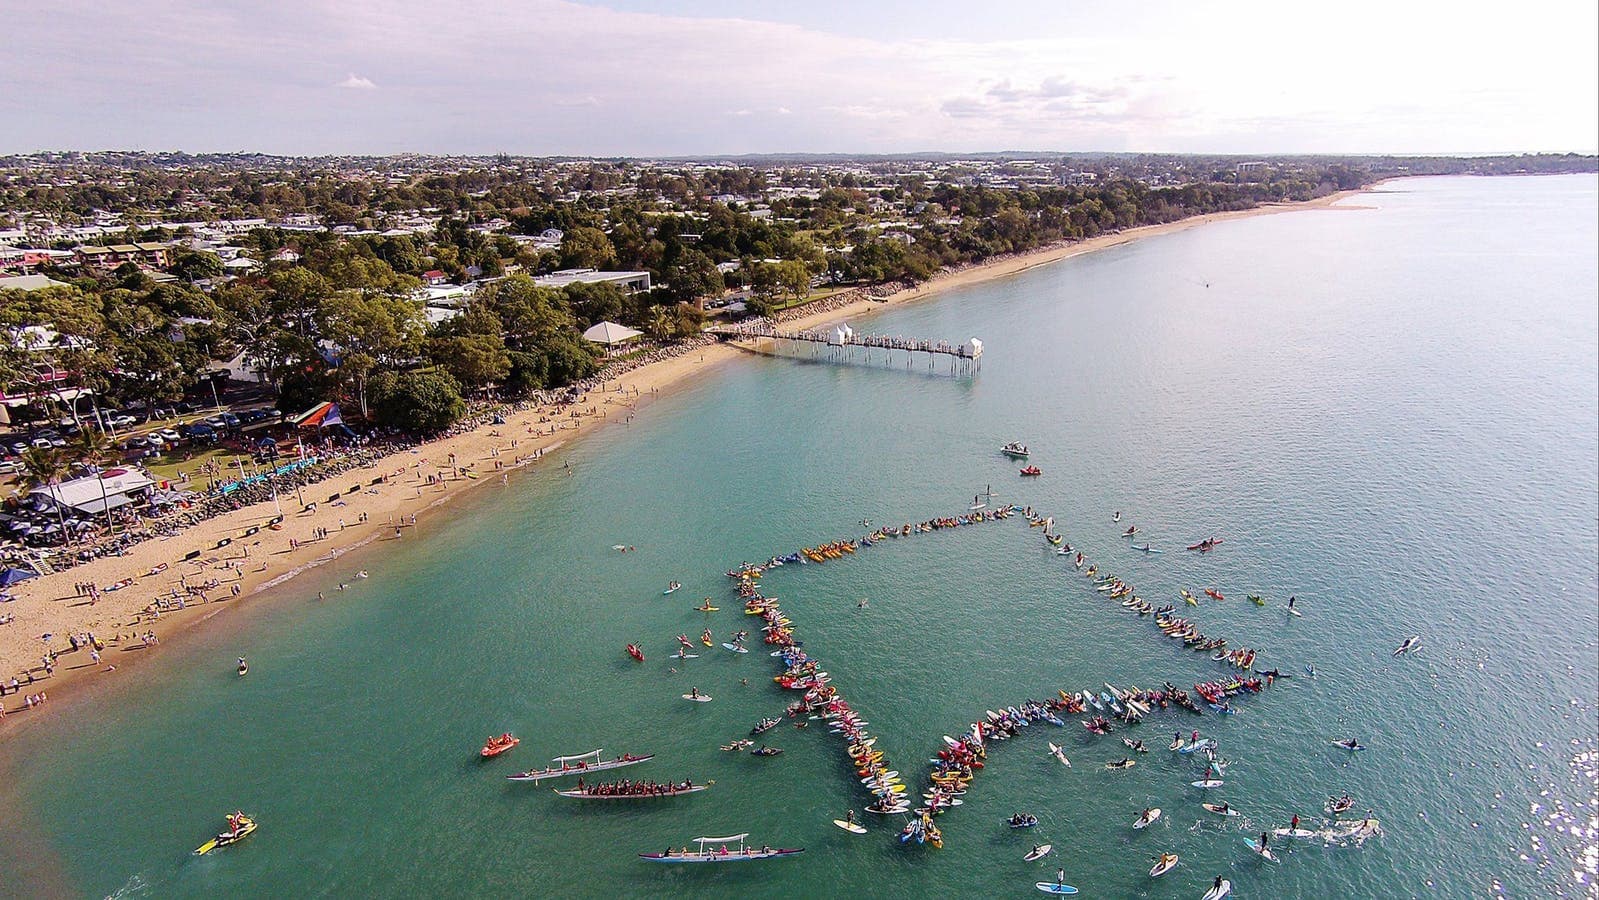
[
  {"x1": 643, "y1": 306, "x2": 671, "y2": 343},
  {"x1": 73, "y1": 428, "x2": 117, "y2": 534},
  {"x1": 17, "y1": 446, "x2": 73, "y2": 546}
]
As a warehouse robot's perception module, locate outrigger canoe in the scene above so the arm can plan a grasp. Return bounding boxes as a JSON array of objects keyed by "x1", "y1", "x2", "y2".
[
  {"x1": 508, "y1": 750, "x2": 653, "y2": 782},
  {"x1": 555, "y1": 781, "x2": 710, "y2": 799},
  {"x1": 640, "y1": 834, "x2": 802, "y2": 863}
]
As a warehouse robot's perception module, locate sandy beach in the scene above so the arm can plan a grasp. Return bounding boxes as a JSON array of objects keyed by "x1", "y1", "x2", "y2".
[{"x1": 0, "y1": 186, "x2": 1373, "y2": 731}]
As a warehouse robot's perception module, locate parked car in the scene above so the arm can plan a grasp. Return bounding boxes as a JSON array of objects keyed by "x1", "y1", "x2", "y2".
[
  {"x1": 157, "y1": 428, "x2": 182, "y2": 443},
  {"x1": 108, "y1": 414, "x2": 138, "y2": 428},
  {"x1": 0, "y1": 460, "x2": 20, "y2": 475},
  {"x1": 186, "y1": 424, "x2": 219, "y2": 443},
  {"x1": 143, "y1": 433, "x2": 166, "y2": 448}
]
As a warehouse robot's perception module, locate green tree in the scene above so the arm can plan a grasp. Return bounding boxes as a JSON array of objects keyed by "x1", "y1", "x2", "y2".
[
  {"x1": 18, "y1": 446, "x2": 74, "y2": 544},
  {"x1": 558, "y1": 226, "x2": 617, "y2": 270},
  {"x1": 427, "y1": 333, "x2": 511, "y2": 390},
  {"x1": 367, "y1": 370, "x2": 466, "y2": 432},
  {"x1": 168, "y1": 247, "x2": 224, "y2": 283}
]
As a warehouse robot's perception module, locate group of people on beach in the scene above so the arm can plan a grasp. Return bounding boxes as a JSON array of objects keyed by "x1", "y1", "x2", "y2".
[{"x1": 0, "y1": 344, "x2": 726, "y2": 724}]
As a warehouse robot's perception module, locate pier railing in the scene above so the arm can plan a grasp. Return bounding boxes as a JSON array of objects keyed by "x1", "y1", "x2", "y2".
[{"x1": 708, "y1": 320, "x2": 982, "y2": 375}]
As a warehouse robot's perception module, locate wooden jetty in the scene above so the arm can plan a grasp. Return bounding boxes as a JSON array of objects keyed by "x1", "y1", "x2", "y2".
[{"x1": 709, "y1": 320, "x2": 982, "y2": 376}]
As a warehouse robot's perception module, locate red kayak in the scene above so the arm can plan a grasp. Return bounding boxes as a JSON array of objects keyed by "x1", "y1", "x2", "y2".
[
  {"x1": 481, "y1": 733, "x2": 520, "y2": 758},
  {"x1": 1205, "y1": 589, "x2": 1225, "y2": 601},
  {"x1": 1019, "y1": 466, "x2": 1042, "y2": 476},
  {"x1": 626, "y1": 643, "x2": 644, "y2": 662}
]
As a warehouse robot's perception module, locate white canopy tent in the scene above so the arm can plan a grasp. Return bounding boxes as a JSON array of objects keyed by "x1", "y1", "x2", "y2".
[{"x1": 581, "y1": 321, "x2": 643, "y2": 346}]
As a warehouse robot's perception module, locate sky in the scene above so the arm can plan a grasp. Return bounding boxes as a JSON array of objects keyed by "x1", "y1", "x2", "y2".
[{"x1": 3, "y1": 0, "x2": 1595, "y2": 156}]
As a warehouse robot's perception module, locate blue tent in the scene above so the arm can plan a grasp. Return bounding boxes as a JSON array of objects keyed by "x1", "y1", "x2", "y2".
[{"x1": 0, "y1": 567, "x2": 38, "y2": 587}]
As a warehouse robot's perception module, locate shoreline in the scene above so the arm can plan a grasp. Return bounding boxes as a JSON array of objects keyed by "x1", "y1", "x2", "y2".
[{"x1": 0, "y1": 183, "x2": 1379, "y2": 734}]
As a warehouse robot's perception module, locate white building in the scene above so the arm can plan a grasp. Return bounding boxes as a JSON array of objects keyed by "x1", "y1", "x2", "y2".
[{"x1": 532, "y1": 268, "x2": 651, "y2": 293}]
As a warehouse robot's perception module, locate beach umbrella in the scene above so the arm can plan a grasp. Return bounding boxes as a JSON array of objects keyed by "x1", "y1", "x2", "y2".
[{"x1": 0, "y1": 567, "x2": 37, "y2": 586}]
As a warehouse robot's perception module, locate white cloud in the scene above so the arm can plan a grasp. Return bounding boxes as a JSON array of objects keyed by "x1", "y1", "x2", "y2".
[{"x1": 0, "y1": 0, "x2": 1592, "y2": 155}]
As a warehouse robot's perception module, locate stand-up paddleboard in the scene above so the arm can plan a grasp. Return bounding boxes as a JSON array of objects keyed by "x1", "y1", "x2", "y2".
[
  {"x1": 1149, "y1": 853, "x2": 1179, "y2": 877},
  {"x1": 1035, "y1": 882, "x2": 1079, "y2": 895},
  {"x1": 1331, "y1": 740, "x2": 1366, "y2": 751},
  {"x1": 1273, "y1": 827, "x2": 1318, "y2": 839},
  {"x1": 673, "y1": 653, "x2": 700, "y2": 659},
  {"x1": 1192, "y1": 778, "x2": 1225, "y2": 788},
  {"x1": 1287, "y1": 606, "x2": 1303, "y2": 617},
  {"x1": 680, "y1": 693, "x2": 713, "y2": 702},
  {"x1": 1048, "y1": 742, "x2": 1071, "y2": 767},
  {"x1": 1203, "y1": 803, "x2": 1241, "y2": 817},
  {"x1": 1133, "y1": 808, "x2": 1162, "y2": 829},
  {"x1": 833, "y1": 819, "x2": 867, "y2": 834},
  {"x1": 1024, "y1": 844, "x2": 1053, "y2": 861},
  {"x1": 1201, "y1": 879, "x2": 1232, "y2": 900},
  {"x1": 1244, "y1": 837, "x2": 1278, "y2": 861},
  {"x1": 721, "y1": 642, "x2": 748, "y2": 653}
]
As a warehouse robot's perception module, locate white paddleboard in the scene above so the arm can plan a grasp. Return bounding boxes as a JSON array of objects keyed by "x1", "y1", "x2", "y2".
[
  {"x1": 680, "y1": 694, "x2": 713, "y2": 702},
  {"x1": 1192, "y1": 779, "x2": 1224, "y2": 788},
  {"x1": 1244, "y1": 837, "x2": 1278, "y2": 861},
  {"x1": 1149, "y1": 853, "x2": 1179, "y2": 877},
  {"x1": 1272, "y1": 827, "x2": 1317, "y2": 839},
  {"x1": 1024, "y1": 844, "x2": 1053, "y2": 861},
  {"x1": 832, "y1": 819, "x2": 867, "y2": 834},
  {"x1": 721, "y1": 642, "x2": 748, "y2": 653},
  {"x1": 1201, "y1": 879, "x2": 1232, "y2": 900},
  {"x1": 1133, "y1": 808, "x2": 1162, "y2": 829}
]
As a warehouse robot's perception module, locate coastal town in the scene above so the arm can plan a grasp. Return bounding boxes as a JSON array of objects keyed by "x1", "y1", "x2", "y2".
[
  {"x1": 0, "y1": 150, "x2": 1592, "y2": 719},
  {"x1": 3, "y1": 0, "x2": 1597, "y2": 894}
]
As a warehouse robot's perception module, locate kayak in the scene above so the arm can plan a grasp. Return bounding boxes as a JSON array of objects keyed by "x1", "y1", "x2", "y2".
[
  {"x1": 1149, "y1": 853, "x2": 1179, "y2": 877},
  {"x1": 1035, "y1": 883, "x2": 1079, "y2": 895},
  {"x1": 1331, "y1": 740, "x2": 1366, "y2": 751},
  {"x1": 695, "y1": 605, "x2": 719, "y2": 612},
  {"x1": 1203, "y1": 803, "x2": 1241, "y2": 817},
  {"x1": 833, "y1": 819, "x2": 867, "y2": 834},
  {"x1": 1133, "y1": 808, "x2": 1162, "y2": 829},
  {"x1": 1201, "y1": 879, "x2": 1232, "y2": 900},
  {"x1": 1024, "y1": 844, "x2": 1053, "y2": 861},
  {"x1": 1244, "y1": 837, "x2": 1278, "y2": 861},
  {"x1": 681, "y1": 694, "x2": 713, "y2": 702}
]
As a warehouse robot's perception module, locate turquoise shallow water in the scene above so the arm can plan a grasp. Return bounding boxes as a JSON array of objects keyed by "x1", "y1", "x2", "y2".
[{"x1": 1, "y1": 175, "x2": 1594, "y2": 898}]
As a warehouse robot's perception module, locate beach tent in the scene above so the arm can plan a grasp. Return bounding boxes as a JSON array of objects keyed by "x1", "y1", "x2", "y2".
[
  {"x1": 0, "y1": 567, "x2": 38, "y2": 587},
  {"x1": 581, "y1": 321, "x2": 643, "y2": 346},
  {"x1": 292, "y1": 401, "x2": 344, "y2": 429}
]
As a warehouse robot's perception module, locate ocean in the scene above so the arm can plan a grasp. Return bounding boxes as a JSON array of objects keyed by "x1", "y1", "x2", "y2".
[{"x1": 1, "y1": 174, "x2": 1594, "y2": 898}]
